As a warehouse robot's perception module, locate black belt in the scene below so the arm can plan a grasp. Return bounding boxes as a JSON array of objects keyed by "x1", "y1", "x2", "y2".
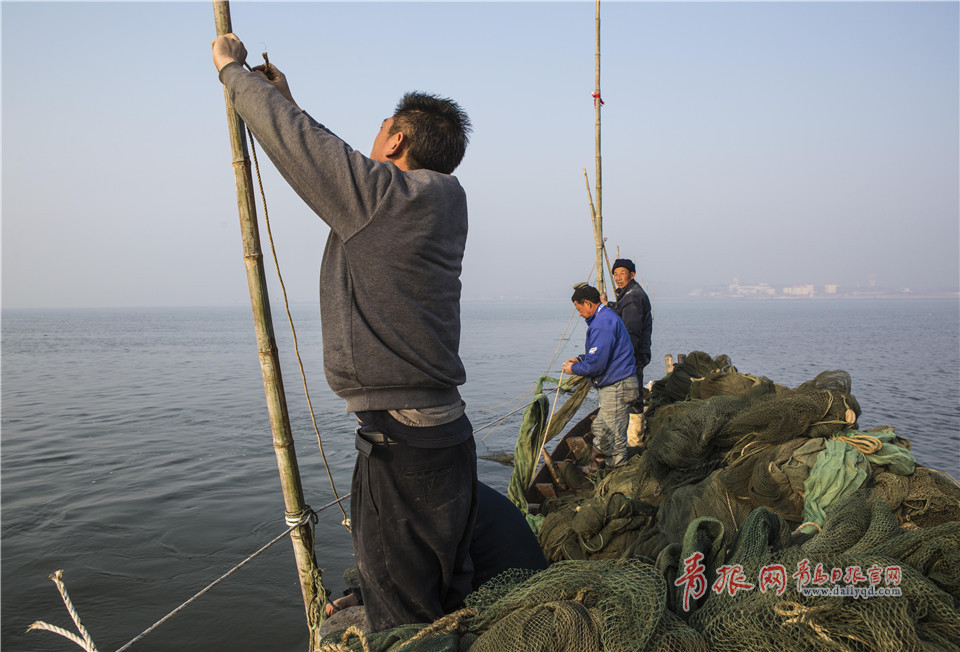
[{"x1": 355, "y1": 427, "x2": 399, "y2": 457}]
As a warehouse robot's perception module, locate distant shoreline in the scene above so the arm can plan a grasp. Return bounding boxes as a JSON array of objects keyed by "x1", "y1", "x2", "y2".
[
  {"x1": 683, "y1": 292, "x2": 960, "y2": 301},
  {"x1": 2, "y1": 293, "x2": 958, "y2": 312},
  {"x1": 462, "y1": 293, "x2": 960, "y2": 303}
]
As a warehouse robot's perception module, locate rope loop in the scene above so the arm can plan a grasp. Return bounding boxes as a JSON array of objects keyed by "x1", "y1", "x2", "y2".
[
  {"x1": 285, "y1": 506, "x2": 318, "y2": 528},
  {"x1": 399, "y1": 608, "x2": 479, "y2": 648},
  {"x1": 340, "y1": 625, "x2": 373, "y2": 652},
  {"x1": 836, "y1": 433, "x2": 883, "y2": 455},
  {"x1": 794, "y1": 521, "x2": 822, "y2": 534},
  {"x1": 773, "y1": 602, "x2": 839, "y2": 647}
]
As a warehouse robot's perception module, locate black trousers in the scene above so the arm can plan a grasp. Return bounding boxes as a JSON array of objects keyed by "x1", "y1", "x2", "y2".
[
  {"x1": 351, "y1": 433, "x2": 478, "y2": 631},
  {"x1": 632, "y1": 369, "x2": 645, "y2": 412}
]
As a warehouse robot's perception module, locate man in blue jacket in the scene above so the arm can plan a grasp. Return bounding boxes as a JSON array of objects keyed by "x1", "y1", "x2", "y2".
[{"x1": 562, "y1": 283, "x2": 639, "y2": 468}]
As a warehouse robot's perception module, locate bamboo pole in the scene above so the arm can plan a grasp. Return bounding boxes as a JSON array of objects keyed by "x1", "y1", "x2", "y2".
[
  {"x1": 583, "y1": 167, "x2": 599, "y2": 233},
  {"x1": 212, "y1": 2, "x2": 323, "y2": 645},
  {"x1": 584, "y1": 169, "x2": 615, "y2": 294},
  {"x1": 592, "y1": 0, "x2": 605, "y2": 296}
]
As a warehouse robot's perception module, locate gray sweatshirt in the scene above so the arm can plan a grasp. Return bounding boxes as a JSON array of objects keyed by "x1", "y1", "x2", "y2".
[{"x1": 220, "y1": 63, "x2": 467, "y2": 413}]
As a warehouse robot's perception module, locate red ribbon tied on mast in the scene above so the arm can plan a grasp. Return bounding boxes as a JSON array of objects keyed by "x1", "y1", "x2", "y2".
[{"x1": 592, "y1": 92, "x2": 604, "y2": 106}]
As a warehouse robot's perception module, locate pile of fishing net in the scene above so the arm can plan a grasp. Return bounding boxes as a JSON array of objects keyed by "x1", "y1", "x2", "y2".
[
  {"x1": 318, "y1": 559, "x2": 704, "y2": 651},
  {"x1": 318, "y1": 352, "x2": 960, "y2": 651},
  {"x1": 319, "y1": 498, "x2": 960, "y2": 651},
  {"x1": 533, "y1": 354, "x2": 957, "y2": 565},
  {"x1": 661, "y1": 495, "x2": 960, "y2": 651}
]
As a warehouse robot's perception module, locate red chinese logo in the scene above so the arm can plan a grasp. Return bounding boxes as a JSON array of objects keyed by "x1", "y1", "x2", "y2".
[
  {"x1": 758, "y1": 564, "x2": 787, "y2": 596},
  {"x1": 793, "y1": 559, "x2": 812, "y2": 588},
  {"x1": 885, "y1": 566, "x2": 902, "y2": 586},
  {"x1": 675, "y1": 553, "x2": 708, "y2": 612},
  {"x1": 843, "y1": 566, "x2": 867, "y2": 585},
  {"x1": 713, "y1": 564, "x2": 755, "y2": 597},
  {"x1": 812, "y1": 563, "x2": 830, "y2": 585}
]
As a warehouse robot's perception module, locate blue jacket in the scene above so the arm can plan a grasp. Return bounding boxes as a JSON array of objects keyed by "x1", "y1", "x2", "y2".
[{"x1": 571, "y1": 305, "x2": 637, "y2": 387}]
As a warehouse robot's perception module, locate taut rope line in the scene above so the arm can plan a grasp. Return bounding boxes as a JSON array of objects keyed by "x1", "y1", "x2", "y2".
[
  {"x1": 29, "y1": 494, "x2": 351, "y2": 651},
  {"x1": 112, "y1": 495, "x2": 351, "y2": 652},
  {"x1": 112, "y1": 494, "x2": 351, "y2": 651},
  {"x1": 244, "y1": 103, "x2": 349, "y2": 528},
  {"x1": 477, "y1": 305, "x2": 580, "y2": 444}
]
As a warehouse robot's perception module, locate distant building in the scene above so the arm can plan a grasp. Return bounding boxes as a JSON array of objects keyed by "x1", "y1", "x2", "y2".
[
  {"x1": 824, "y1": 284, "x2": 839, "y2": 295},
  {"x1": 729, "y1": 278, "x2": 776, "y2": 297},
  {"x1": 783, "y1": 284, "x2": 815, "y2": 297}
]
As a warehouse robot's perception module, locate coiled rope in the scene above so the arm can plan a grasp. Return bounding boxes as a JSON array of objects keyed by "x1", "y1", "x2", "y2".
[
  {"x1": 317, "y1": 607, "x2": 479, "y2": 652},
  {"x1": 318, "y1": 624, "x2": 372, "y2": 652}
]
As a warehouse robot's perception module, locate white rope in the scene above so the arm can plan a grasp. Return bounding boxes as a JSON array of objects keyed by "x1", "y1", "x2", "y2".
[
  {"x1": 27, "y1": 621, "x2": 96, "y2": 652},
  {"x1": 27, "y1": 570, "x2": 99, "y2": 652}
]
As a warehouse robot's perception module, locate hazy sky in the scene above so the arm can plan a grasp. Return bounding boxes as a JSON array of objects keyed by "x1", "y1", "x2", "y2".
[{"x1": 2, "y1": 1, "x2": 958, "y2": 309}]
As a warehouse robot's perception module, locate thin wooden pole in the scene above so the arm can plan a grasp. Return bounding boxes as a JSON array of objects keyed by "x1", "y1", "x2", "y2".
[
  {"x1": 532, "y1": 371, "x2": 566, "y2": 488},
  {"x1": 584, "y1": 169, "x2": 614, "y2": 294},
  {"x1": 583, "y1": 167, "x2": 599, "y2": 234},
  {"x1": 593, "y1": 0, "x2": 605, "y2": 296},
  {"x1": 212, "y1": 2, "x2": 323, "y2": 645}
]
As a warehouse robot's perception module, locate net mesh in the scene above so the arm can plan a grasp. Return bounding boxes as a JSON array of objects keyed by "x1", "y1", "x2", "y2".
[{"x1": 318, "y1": 352, "x2": 960, "y2": 652}]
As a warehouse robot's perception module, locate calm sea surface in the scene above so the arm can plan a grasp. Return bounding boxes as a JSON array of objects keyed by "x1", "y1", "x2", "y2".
[{"x1": 3, "y1": 298, "x2": 958, "y2": 651}]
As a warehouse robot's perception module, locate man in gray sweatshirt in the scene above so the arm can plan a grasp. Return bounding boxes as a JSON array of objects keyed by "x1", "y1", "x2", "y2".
[{"x1": 213, "y1": 34, "x2": 476, "y2": 632}]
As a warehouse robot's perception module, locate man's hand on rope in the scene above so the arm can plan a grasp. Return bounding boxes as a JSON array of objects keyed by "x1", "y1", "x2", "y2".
[
  {"x1": 252, "y1": 61, "x2": 300, "y2": 110},
  {"x1": 212, "y1": 33, "x2": 247, "y2": 72}
]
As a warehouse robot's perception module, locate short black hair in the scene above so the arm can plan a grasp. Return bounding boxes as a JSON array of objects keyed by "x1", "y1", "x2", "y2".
[
  {"x1": 571, "y1": 282, "x2": 601, "y2": 304},
  {"x1": 390, "y1": 92, "x2": 471, "y2": 174}
]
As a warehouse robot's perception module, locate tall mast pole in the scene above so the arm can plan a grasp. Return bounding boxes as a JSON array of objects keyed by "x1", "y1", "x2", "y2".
[
  {"x1": 212, "y1": 2, "x2": 324, "y2": 645},
  {"x1": 592, "y1": 0, "x2": 606, "y2": 296}
]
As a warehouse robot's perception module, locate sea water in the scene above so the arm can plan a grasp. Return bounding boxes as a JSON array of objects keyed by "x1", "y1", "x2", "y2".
[{"x1": 2, "y1": 298, "x2": 958, "y2": 651}]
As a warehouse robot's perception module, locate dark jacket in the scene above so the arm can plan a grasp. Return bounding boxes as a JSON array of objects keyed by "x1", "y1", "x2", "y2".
[
  {"x1": 571, "y1": 305, "x2": 637, "y2": 388},
  {"x1": 609, "y1": 279, "x2": 652, "y2": 371}
]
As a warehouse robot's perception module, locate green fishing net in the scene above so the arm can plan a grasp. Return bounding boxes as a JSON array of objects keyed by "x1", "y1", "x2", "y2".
[
  {"x1": 687, "y1": 496, "x2": 960, "y2": 651},
  {"x1": 506, "y1": 375, "x2": 592, "y2": 522},
  {"x1": 318, "y1": 353, "x2": 960, "y2": 652}
]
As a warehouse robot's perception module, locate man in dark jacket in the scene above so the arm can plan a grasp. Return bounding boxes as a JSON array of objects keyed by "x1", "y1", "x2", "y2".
[
  {"x1": 563, "y1": 283, "x2": 639, "y2": 468},
  {"x1": 604, "y1": 258, "x2": 653, "y2": 397},
  {"x1": 212, "y1": 34, "x2": 476, "y2": 632}
]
